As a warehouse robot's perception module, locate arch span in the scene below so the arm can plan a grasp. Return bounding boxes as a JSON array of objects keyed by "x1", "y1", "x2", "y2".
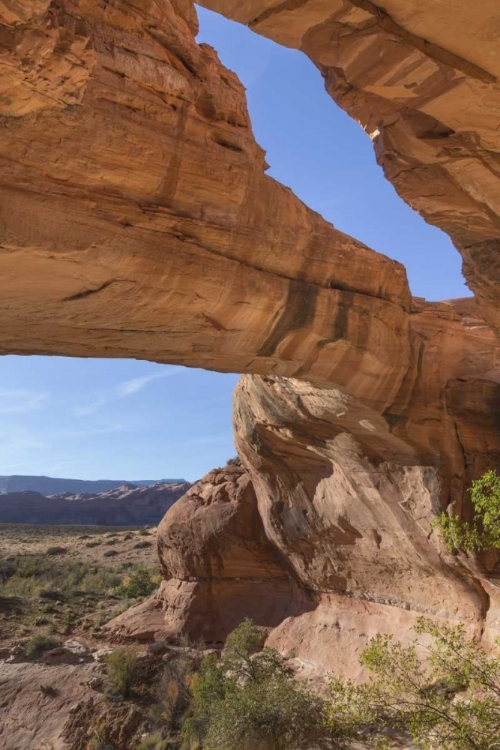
[
  {"x1": 3, "y1": 0, "x2": 500, "y2": 669},
  {"x1": 1, "y1": 0, "x2": 411, "y2": 415}
]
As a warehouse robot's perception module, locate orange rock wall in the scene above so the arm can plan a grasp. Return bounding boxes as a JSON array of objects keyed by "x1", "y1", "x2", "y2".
[
  {"x1": 0, "y1": 0, "x2": 412, "y2": 405},
  {"x1": 200, "y1": 0, "x2": 500, "y2": 332},
  {"x1": 3, "y1": 0, "x2": 500, "y2": 674}
]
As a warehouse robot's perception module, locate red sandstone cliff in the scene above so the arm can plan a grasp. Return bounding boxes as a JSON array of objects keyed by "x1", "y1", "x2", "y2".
[{"x1": 2, "y1": 0, "x2": 500, "y2": 676}]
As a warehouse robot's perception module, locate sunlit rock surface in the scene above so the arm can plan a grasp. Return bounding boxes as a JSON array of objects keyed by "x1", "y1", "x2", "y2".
[
  {"x1": 0, "y1": 0, "x2": 411, "y2": 401},
  {"x1": 107, "y1": 465, "x2": 313, "y2": 641},
  {"x1": 200, "y1": 0, "x2": 500, "y2": 333},
  {"x1": 3, "y1": 1, "x2": 500, "y2": 675},
  {"x1": 110, "y1": 297, "x2": 500, "y2": 672}
]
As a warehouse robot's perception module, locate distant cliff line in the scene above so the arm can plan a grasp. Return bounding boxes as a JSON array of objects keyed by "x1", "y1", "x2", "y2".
[
  {"x1": 0, "y1": 481, "x2": 191, "y2": 526},
  {"x1": 0, "y1": 475, "x2": 187, "y2": 496}
]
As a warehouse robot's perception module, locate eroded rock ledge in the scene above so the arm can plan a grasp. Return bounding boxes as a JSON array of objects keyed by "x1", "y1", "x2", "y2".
[
  {"x1": 0, "y1": 0, "x2": 411, "y2": 404},
  {"x1": 3, "y1": 1, "x2": 500, "y2": 675}
]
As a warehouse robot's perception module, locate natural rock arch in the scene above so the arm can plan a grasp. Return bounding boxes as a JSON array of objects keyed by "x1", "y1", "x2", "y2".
[{"x1": 2, "y1": 0, "x2": 500, "y2": 671}]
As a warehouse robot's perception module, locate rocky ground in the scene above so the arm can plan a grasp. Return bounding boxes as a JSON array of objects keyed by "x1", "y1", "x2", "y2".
[{"x1": 0, "y1": 523, "x2": 172, "y2": 749}]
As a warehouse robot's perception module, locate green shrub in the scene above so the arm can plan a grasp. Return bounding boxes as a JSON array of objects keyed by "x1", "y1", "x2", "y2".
[
  {"x1": 117, "y1": 566, "x2": 159, "y2": 599},
  {"x1": 24, "y1": 634, "x2": 60, "y2": 659},
  {"x1": 152, "y1": 647, "x2": 200, "y2": 735},
  {"x1": 133, "y1": 540, "x2": 152, "y2": 549},
  {"x1": 183, "y1": 619, "x2": 328, "y2": 750},
  {"x1": 328, "y1": 617, "x2": 500, "y2": 749},
  {"x1": 433, "y1": 470, "x2": 500, "y2": 553},
  {"x1": 104, "y1": 647, "x2": 139, "y2": 699}
]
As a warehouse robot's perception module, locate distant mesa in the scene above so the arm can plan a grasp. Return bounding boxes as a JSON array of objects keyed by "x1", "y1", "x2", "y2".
[
  {"x1": 0, "y1": 474, "x2": 187, "y2": 496},
  {"x1": 0, "y1": 476, "x2": 191, "y2": 526}
]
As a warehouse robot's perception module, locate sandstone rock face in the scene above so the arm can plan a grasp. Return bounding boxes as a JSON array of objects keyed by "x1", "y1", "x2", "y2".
[
  {"x1": 200, "y1": 0, "x2": 500, "y2": 333},
  {"x1": 109, "y1": 465, "x2": 312, "y2": 641},
  {"x1": 234, "y1": 373, "x2": 500, "y2": 673},
  {"x1": 0, "y1": 0, "x2": 412, "y2": 399},
  {"x1": 0, "y1": 659, "x2": 98, "y2": 750},
  {"x1": 127, "y1": 297, "x2": 500, "y2": 675},
  {"x1": 3, "y1": 0, "x2": 500, "y2": 677},
  {"x1": 230, "y1": 299, "x2": 500, "y2": 671}
]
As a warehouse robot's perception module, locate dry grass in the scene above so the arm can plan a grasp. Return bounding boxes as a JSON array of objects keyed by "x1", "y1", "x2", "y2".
[{"x1": 0, "y1": 524, "x2": 161, "y2": 647}]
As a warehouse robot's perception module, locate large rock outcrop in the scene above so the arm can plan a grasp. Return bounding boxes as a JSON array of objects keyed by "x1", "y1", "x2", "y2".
[
  {"x1": 110, "y1": 298, "x2": 500, "y2": 674},
  {"x1": 108, "y1": 465, "x2": 313, "y2": 641},
  {"x1": 3, "y1": 0, "x2": 500, "y2": 676},
  {"x1": 0, "y1": 0, "x2": 412, "y2": 401},
  {"x1": 200, "y1": 0, "x2": 500, "y2": 334}
]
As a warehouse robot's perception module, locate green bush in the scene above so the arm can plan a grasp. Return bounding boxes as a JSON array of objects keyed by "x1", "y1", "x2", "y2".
[
  {"x1": 183, "y1": 619, "x2": 328, "y2": 750},
  {"x1": 328, "y1": 617, "x2": 500, "y2": 749},
  {"x1": 104, "y1": 647, "x2": 139, "y2": 700},
  {"x1": 152, "y1": 647, "x2": 200, "y2": 735},
  {"x1": 116, "y1": 566, "x2": 159, "y2": 599},
  {"x1": 24, "y1": 633, "x2": 60, "y2": 660},
  {"x1": 433, "y1": 470, "x2": 500, "y2": 553},
  {"x1": 133, "y1": 540, "x2": 153, "y2": 550}
]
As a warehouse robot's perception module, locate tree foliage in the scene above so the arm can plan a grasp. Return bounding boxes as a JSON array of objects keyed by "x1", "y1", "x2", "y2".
[
  {"x1": 329, "y1": 617, "x2": 500, "y2": 750},
  {"x1": 182, "y1": 619, "x2": 328, "y2": 750},
  {"x1": 433, "y1": 470, "x2": 500, "y2": 553}
]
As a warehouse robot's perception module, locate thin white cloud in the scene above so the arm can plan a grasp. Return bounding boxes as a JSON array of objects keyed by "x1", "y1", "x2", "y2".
[
  {"x1": 116, "y1": 368, "x2": 182, "y2": 398},
  {"x1": 72, "y1": 398, "x2": 107, "y2": 417},
  {"x1": 71, "y1": 367, "x2": 182, "y2": 417},
  {"x1": 0, "y1": 390, "x2": 49, "y2": 414}
]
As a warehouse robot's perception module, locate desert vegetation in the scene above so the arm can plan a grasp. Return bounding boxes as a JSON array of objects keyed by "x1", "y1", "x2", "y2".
[
  {"x1": 3, "y1": 523, "x2": 500, "y2": 750},
  {"x1": 183, "y1": 619, "x2": 327, "y2": 750},
  {"x1": 329, "y1": 617, "x2": 500, "y2": 749},
  {"x1": 0, "y1": 524, "x2": 160, "y2": 645},
  {"x1": 433, "y1": 470, "x2": 500, "y2": 554},
  {"x1": 128, "y1": 618, "x2": 500, "y2": 750}
]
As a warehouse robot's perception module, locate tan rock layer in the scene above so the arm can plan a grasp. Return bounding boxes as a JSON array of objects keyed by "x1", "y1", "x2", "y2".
[
  {"x1": 3, "y1": 1, "x2": 500, "y2": 675},
  {"x1": 109, "y1": 466, "x2": 313, "y2": 642},
  {"x1": 200, "y1": 0, "x2": 500, "y2": 332},
  {"x1": 117, "y1": 298, "x2": 500, "y2": 672},
  {"x1": 0, "y1": 0, "x2": 413, "y2": 416}
]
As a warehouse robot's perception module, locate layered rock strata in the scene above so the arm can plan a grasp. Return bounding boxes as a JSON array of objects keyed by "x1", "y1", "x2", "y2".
[
  {"x1": 0, "y1": 482, "x2": 190, "y2": 525},
  {"x1": 110, "y1": 298, "x2": 500, "y2": 675},
  {"x1": 0, "y1": 0, "x2": 411, "y2": 401},
  {"x1": 3, "y1": 0, "x2": 500, "y2": 675},
  {"x1": 200, "y1": 0, "x2": 500, "y2": 333}
]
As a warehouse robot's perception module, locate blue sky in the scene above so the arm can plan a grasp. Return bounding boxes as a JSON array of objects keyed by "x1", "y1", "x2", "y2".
[{"x1": 0, "y1": 7, "x2": 469, "y2": 483}]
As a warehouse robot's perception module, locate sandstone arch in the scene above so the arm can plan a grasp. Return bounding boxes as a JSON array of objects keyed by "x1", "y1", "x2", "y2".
[
  {"x1": 2, "y1": 0, "x2": 500, "y2": 671},
  {"x1": 201, "y1": 0, "x2": 500, "y2": 333}
]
